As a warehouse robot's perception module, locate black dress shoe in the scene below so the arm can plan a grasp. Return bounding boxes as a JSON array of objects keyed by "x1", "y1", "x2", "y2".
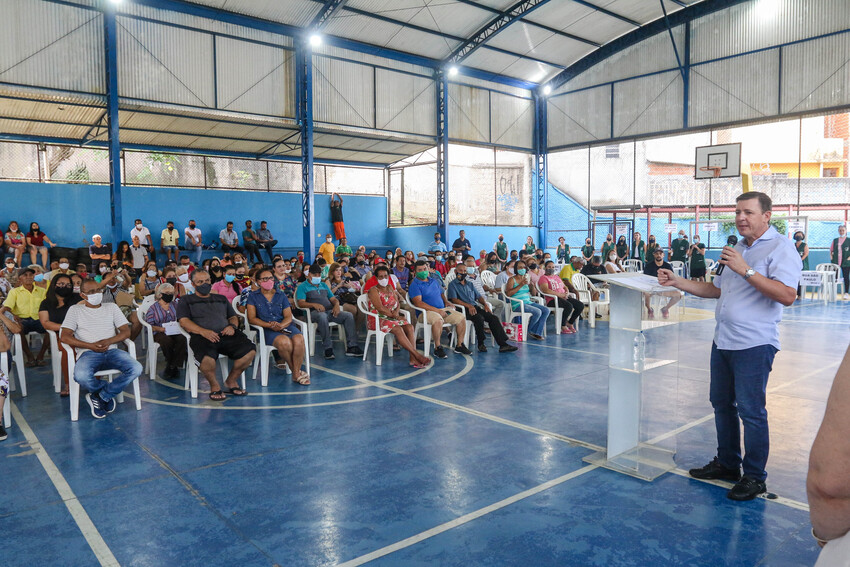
[
  {"x1": 688, "y1": 457, "x2": 742, "y2": 482},
  {"x1": 477, "y1": 344, "x2": 487, "y2": 353},
  {"x1": 498, "y1": 344, "x2": 518, "y2": 353},
  {"x1": 727, "y1": 476, "x2": 766, "y2": 501}
]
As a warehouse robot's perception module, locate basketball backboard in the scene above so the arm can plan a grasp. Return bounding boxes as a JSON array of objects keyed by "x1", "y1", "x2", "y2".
[{"x1": 695, "y1": 143, "x2": 742, "y2": 179}]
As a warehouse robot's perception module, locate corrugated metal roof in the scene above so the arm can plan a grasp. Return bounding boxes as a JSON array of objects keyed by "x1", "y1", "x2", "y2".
[{"x1": 177, "y1": 0, "x2": 320, "y2": 28}]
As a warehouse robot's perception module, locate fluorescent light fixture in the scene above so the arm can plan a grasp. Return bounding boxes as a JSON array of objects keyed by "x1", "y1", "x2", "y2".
[
  {"x1": 543, "y1": 85, "x2": 552, "y2": 95},
  {"x1": 309, "y1": 34, "x2": 322, "y2": 47},
  {"x1": 108, "y1": 0, "x2": 124, "y2": 4},
  {"x1": 448, "y1": 66, "x2": 459, "y2": 77}
]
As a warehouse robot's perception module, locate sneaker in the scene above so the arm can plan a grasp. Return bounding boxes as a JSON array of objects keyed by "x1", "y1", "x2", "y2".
[
  {"x1": 499, "y1": 344, "x2": 518, "y2": 353},
  {"x1": 103, "y1": 394, "x2": 116, "y2": 414},
  {"x1": 346, "y1": 345, "x2": 364, "y2": 357},
  {"x1": 454, "y1": 344, "x2": 472, "y2": 355},
  {"x1": 688, "y1": 457, "x2": 741, "y2": 482},
  {"x1": 324, "y1": 348, "x2": 335, "y2": 360},
  {"x1": 85, "y1": 393, "x2": 107, "y2": 419},
  {"x1": 0, "y1": 424, "x2": 7, "y2": 441},
  {"x1": 433, "y1": 347, "x2": 448, "y2": 359},
  {"x1": 727, "y1": 476, "x2": 767, "y2": 501},
  {"x1": 477, "y1": 344, "x2": 488, "y2": 353}
]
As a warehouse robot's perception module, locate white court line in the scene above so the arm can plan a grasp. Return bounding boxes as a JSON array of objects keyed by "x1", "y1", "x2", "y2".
[
  {"x1": 10, "y1": 401, "x2": 120, "y2": 567},
  {"x1": 336, "y1": 464, "x2": 599, "y2": 567}
]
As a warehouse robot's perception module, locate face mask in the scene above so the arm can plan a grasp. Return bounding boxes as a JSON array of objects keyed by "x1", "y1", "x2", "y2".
[
  {"x1": 435, "y1": 256, "x2": 442, "y2": 262},
  {"x1": 189, "y1": 224, "x2": 196, "y2": 229},
  {"x1": 649, "y1": 238, "x2": 655, "y2": 242},
  {"x1": 506, "y1": 267, "x2": 514, "y2": 275},
  {"x1": 5, "y1": 263, "x2": 13, "y2": 269},
  {"x1": 224, "y1": 274, "x2": 236, "y2": 283},
  {"x1": 136, "y1": 223, "x2": 143, "y2": 229},
  {"x1": 73, "y1": 286, "x2": 80, "y2": 293},
  {"x1": 377, "y1": 278, "x2": 389, "y2": 287},
  {"x1": 236, "y1": 274, "x2": 246, "y2": 280},
  {"x1": 147, "y1": 270, "x2": 157, "y2": 278},
  {"x1": 56, "y1": 286, "x2": 73, "y2": 298},
  {"x1": 161, "y1": 293, "x2": 174, "y2": 303},
  {"x1": 466, "y1": 266, "x2": 475, "y2": 274},
  {"x1": 586, "y1": 240, "x2": 591, "y2": 245},
  {"x1": 607, "y1": 237, "x2": 612, "y2": 241},
  {"x1": 326, "y1": 238, "x2": 332, "y2": 243},
  {"x1": 310, "y1": 277, "x2": 321, "y2": 285},
  {"x1": 99, "y1": 266, "x2": 108, "y2": 274},
  {"x1": 545, "y1": 268, "x2": 555, "y2": 276},
  {"x1": 499, "y1": 237, "x2": 504, "y2": 242},
  {"x1": 260, "y1": 280, "x2": 275, "y2": 291},
  {"x1": 516, "y1": 268, "x2": 527, "y2": 276},
  {"x1": 679, "y1": 234, "x2": 686, "y2": 239},
  {"x1": 234, "y1": 261, "x2": 243, "y2": 266},
  {"x1": 85, "y1": 292, "x2": 103, "y2": 306},
  {"x1": 107, "y1": 281, "x2": 119, "y2": 288},
  {"x1": 59, "y1": 263, "x2": 69, "y2": 270},
  {"x1": 283, "y1": 267, "x2": 292, "y2": 274},
  {"x1": 794, "y1": 235, "x2": 803, "y2": 241},
  {"x1": 177, "y1": 274, "x2": 189, "y2": 283},
  {"x1": 195, "y1": 283, "x2": 212, "y2": 295},
  {"x1": 34, "y1": 274, "x2": 44, "y2": 282},
  {"x1": 166, "y1": 277, "x2": 177, "y2": 285},
  {"x1": 609, "y1": 255, "x2": 617, "y2": 261},
  {"x1": 694, "y1": 239, "x2": 700, "y2": 244},
  {"x1": 416, "y1": 270, "x2": 429, "y2": 280},
  {"x1": 456, "y1": 273, "x2": 466, "y2": 280}
]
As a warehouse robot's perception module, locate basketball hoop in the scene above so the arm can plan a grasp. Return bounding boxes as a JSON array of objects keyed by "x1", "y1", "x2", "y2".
[{"x1": 699, "y1": 166, "x2": 723, "y2": 178}]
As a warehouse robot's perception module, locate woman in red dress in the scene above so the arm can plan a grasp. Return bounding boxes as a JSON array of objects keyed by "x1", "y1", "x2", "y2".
[{"x1": 367, "y1": 265, "x2": 431, "y2": 368}]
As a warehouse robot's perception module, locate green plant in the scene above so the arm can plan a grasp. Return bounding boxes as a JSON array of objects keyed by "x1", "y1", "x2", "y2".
[{"x1": 66, "y1": 163, "x2": 91, "y2": 182}]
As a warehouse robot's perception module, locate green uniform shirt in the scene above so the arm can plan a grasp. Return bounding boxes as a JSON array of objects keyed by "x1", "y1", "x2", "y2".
[
  {"x1": 581, "y1": 245, "x2": 594, "y2": 259},
  {"x1": 646, "y1": 242, "x2": 659, "y2": 259},
  {"x1": 616, "y1": 244, "x2": 628, "y2": 259},
  {"x1": 523, "y1": 243, "x2": 536, "y2": 255},
  {"x1": 495, "y1": 241, "x2": 508, "y2": 260},
  {"x1": 630, "y1": 240, "x2": 645, "y2": 262},
  {"x1": 690, "y1": 243, "x2": 706, "y2": 269},
  {"x1": 556, "y1": 244, "x2": 570, "y2": 262},
  {"x1": 796, "y1": 241, "x2": 809, "y2": 271},
  {"x1": 601, "y1": 242, "x2": 615, "y2": 261},
  {"x1": 671, "y1": 238, "x2": 689, "y2": 262},
  {"x1": 831, "y1": 237, "x2": 850, "y2": 268}
]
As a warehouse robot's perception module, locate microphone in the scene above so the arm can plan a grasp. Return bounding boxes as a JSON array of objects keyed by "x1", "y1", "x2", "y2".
[{"x1": 716, "y1": 244, "x2": 732, "y2": 275}]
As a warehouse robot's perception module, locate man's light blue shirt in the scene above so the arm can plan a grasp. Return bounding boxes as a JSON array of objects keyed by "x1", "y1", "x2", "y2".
[
  {"x1": 428, "y1": 240, "x2": 447, "y2": 253},
  {"x1": 712, "y1": 226, "x2": 802, "y2": 351}
]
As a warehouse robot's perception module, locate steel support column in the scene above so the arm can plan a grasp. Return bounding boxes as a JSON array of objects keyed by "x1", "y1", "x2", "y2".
[
  {"x1": 436, "y1": 72, "x2": 449, "y2": 241},
  {"x1": 534, "y1": 93, "x2": 548, "y2": 249},
  {"x1": 104, "y1": 5, "x2": 122, "y2": 249},
  {"x1": 296, "y1": 42, "x2": 316, "y2": 259}
]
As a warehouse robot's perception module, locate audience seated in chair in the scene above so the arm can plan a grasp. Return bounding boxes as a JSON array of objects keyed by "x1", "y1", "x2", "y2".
[
  {"x1": 26, "y1": 222, "x2": 55, "y2": 269},
  {"x1": 295, "y1": 263, "x2": 362, "y2": 360},
  {"x1": 408, "y1": 259, "x2": 470, "y2": 360},
  {"x1": 643, "y1": 248, "x2": 681, "y2": 319},
  {"x1": 448, "y1": 258, "x2": 516, "y2": 354},
  {"x1": 367, "y1": 265, "x2": 430, "y2": 367},
  {"x1": 539, "y1": 260, "x2": 585, "y2": 334},
  {"x1": 219, "y1": 221, "x2": 243, "y2": 255},
  {"x1": 38, "y1": 274, "x2": 80, "y2": 396},
  {"x1": 5, "y1": 221, "x2": 28, "y2": 267},
  {"x1": 1, "y1": 268, "x2": 48, "y2": 366},
  {"x1": 504, "y1": 260, "x2": 550, "y2": 341},
  {"x1": 144, "y1": 283, "x2": 186, "y2": 380}
]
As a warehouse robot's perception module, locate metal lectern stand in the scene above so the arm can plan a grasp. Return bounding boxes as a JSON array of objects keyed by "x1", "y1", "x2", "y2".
[{"x1": 584, "y1": 273, "x2": 681, "y2": 481}]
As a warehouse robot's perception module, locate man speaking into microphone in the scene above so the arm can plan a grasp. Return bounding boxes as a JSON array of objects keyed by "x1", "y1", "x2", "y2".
[{"x1": 656, "y1": 191, "x2": 802, "y2": 501}]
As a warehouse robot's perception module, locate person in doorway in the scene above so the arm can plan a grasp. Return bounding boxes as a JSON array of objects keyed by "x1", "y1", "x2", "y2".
[
  {"x1": 830, "y1": 224, "x2": 850, "y2": 300},
  {"x1": 688, "y1": 235, "x2": 707, "y2": 281},
  {"x1": 452, "y1": 230, "x2": 471, "y2": 254},
  {"x1": 331, "y1": 193, "x2": 346, "y2": 240},
  {"x1": 176, "y1": 270, "x2": 254, "y2": 400},
  {"x1": 160, "y1": 220, "x2": 180, "y2": 263},
  {"x1": 60, "y1": 279, "x2": 143, "y2": 419},
  {"x1": 657, "y1": 192, "x2": 801, "y2": 501},
  {"x1": 643, "y1": 248, "x2": 681, "y2": 319},
  {"x1": 184, "y1": 219, "x2": 203, "y2": 264},
  {"x1": 631, "y1": 232, "x2": 645, "y2": 263}
]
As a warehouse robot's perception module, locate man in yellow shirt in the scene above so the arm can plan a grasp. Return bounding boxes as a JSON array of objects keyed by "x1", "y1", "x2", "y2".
[
  {"x1": 318, "y1": 233, "x2": 336, "y2": 265},
  {"x1": 558, "y1": 256, "x2": 584, "y2": 284},
  {"x1": 0, "y1": 268, "x2": 48, "y2": 365},
  {"x1": 160, "y1": 220, "x2": 181, "y2": 263}
]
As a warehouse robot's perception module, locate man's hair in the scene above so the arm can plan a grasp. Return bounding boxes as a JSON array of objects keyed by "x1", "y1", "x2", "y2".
[
  {"x1": 591, "y1": 255, "x2": 601, "y2": 264},
  {"x1": 736, "y1": 191, "x2": 772, "y2": 212},
  {"x1": 414, "y1": 259, "x2": 428, "y2": 270},
  {"x1": 81, "y1": 279, "x2": 99, "y2": 293},
  {"x1": 463, "y1": 255, "x2": 476, "y2": 263},
  {"x1": 261, "y1": 220, "x2": 267, "y2": 224},
  {"x1": 190, "y1": 269, "x2": 209, "y2": 283},
  {"x1": 134, "y1": 218, "x2": 142, "y2": 223},
  {"x1": 19, "y1": 268, "x2": 35, "y2": 276},
  {"x1": 308, "y1": 263, "x2": 322, "y2": 275},
  {"x1": 317, "y1": 257, "x2": 327, "y2": 266},
  {"x1": 226, "y1": 220, "x2": 233, "y2": 225},
  {"x1": 653, "y1": 247, "x2": 664, "y2": 254},
  {"x1": 179, "y1": 255, "x2": 189, "y2": 261},
  {"x1": 245, "y1": 219, "x2": 252, "y2": 224},
  {"x1": 167, "y1": 220, "x2": 173, "y2": 225}
]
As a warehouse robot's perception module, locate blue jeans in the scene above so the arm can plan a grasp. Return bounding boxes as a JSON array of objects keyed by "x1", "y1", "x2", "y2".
[
  {"x1": 188, "y1": 244, "x2": 203, "y2": 264},
  {"x1": 74, "y1": 349, "x2": 143, "y2": 402},
  {"x1": 513, "y1": 301, "x2": 550, "y2": 336},
  {"x1": 709, "y1": 343, "x2": 777, "y2": 481}
]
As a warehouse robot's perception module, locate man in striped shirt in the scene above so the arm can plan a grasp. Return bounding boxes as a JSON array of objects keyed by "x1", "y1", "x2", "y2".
[{"x1": 61, "y1": 279, "x2": 142, "y2": 419}]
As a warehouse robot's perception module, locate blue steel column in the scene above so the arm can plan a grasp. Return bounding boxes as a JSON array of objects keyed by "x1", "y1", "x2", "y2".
[
  {"x1": 534, "y1": 92, "x2": 548, "y2": 249},
  {"x1": 436, "y1": 72, "x2": 449, "y2": 241},
  {"x1": 296, "y1": 41, "x2": 316, "y2": 260},
  {"x1": 104, "y1": 5, "x2": 123, "y2": 249}
]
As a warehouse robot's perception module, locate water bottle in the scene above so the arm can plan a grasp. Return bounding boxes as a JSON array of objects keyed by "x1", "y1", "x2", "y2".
[{"x1": 633, "y1": 331, "x2": 646, "y2": 371}]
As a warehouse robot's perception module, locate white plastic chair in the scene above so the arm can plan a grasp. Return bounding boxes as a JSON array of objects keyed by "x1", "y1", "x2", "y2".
[
  {"x1": 46, "y1": 329, "x2": 63, "y2": 393},
  {"x1": 62, "y1": 340, "x2": 141, "y2": 422},
  {"x1": 250, "y1": 318, "x2": 310, "y2": 386},
  {"x1": 358, "y1": 294, "x2": 409, "y2": 365},
  {"x1": 537, "y1": 289, "x2": 564, "y2": 334},
  {"x1": 1, "y1": 352, "x2": 11, "y2": 428},
  {"x1": 177, "y1": 324, "x2": 247, "y2": 399},
  {"x1": 411, "y1": 302, "x2": 458, "y2": 356},
  {"x1": 571, "y1": 273, "x2": 609, "y2": 328},
  {"x1": 444, "y1": 269, "x2": 456, "y2": 287},
  {"x1": 500, "y1": 282, "x2": 533, "y2": 342},
  {"x1": 623, "y1": 259, "x2": 643, "y2": 273},
  {"x1": 293, "y1": 297, "x2": 347, "y2": 356},
  {"x1": 451, "y1": 301, "x2": 496, "y2": 347},
  {"x1": 135, "y1": 295, "x2": 159, "y2": 380},
  {"x1": 670, "y1": 261, "x2": 685, "y2": 278},
  {"x1": 7, "y1": 334, "x2": 26, "y2": 397},
  {"x1": 816, "y1": 263, "x2": 842, "y2": 299}
]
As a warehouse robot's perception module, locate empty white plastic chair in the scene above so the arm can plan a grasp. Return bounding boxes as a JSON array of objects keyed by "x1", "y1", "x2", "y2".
[
  {"x1": 670, "y1": 261, "x2": 685, "y2": 278},
  {"x1": 7, "y1": 334, "x2": 26, "y2": 397},
  {"x1": 45, "y1": 329, "x2": 63, "y2": 393},
  {"x1": 63, "y1": 340, "x2": 141, "y2": 422},
  {"x1": 135, "y1": 295, "x2": 160, "y2": 380},
  {"x1": 623, "y1": 259, "x2": 643, "y2": 273}
]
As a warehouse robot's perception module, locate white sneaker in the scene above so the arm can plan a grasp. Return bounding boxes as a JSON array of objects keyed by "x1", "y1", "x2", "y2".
[{"x1": 845, "y1": 293, "x2": 850, "y2": 300}]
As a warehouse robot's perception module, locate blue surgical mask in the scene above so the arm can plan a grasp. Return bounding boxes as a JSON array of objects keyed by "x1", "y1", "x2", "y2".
[
  {"x1": 311, "y1": 276, "x2": 321, "y2": 285},
  {"x1": 466, "y1": 266, "x2": 474, "y2": 274},
  {"x1": 516, "y1": 268, "x2": 527, "y2": 276},
  {"x1": 34, "y1": 274, "x2": 44, "y2": 282},
  {"x1": 224, "y1": 274, "x2": 235, "y2": 283}
]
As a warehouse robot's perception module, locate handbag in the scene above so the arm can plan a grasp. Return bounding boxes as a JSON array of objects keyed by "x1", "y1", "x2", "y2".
[
  {"x1": 338, "y1": 292, "x2": 359, "y2": 305},
  {"x1": 502, "y1": 321, "x2": 523, "y2": 342}
]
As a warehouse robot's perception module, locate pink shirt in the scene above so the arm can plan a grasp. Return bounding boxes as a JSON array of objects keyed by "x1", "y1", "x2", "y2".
[
  {"x1": 211, "y1": 280, "x2": 238, "y2": 302},
  {"x1": 537, "y1": 275, "x2": 566, "y2": 304},
  {"x1": 833, "y1": 236, "x2": 846, "y2": 265}
]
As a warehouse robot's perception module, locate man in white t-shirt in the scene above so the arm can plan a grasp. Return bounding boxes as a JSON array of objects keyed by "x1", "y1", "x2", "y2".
[
  {"x1": 184, "y1": 219, "x2": 203, "y2": 264},
  {"x1": 60, "y1": 279, "x2": 143, "y2": 419},
  {"x1": 130, "y1": 219, "x2": 155, "y2": 263}
]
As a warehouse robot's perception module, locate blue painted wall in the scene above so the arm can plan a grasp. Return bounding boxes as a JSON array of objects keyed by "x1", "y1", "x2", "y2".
[
  {"x1": 0, "y1": 181, "x2": 388, "y2": 253},
  {"x1": 387, "y1": 225, "x2": 536, "y2": 257}
]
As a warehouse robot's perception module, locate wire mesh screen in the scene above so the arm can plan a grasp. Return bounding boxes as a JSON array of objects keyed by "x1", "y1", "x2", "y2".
[
  {"x1": 388, "y1": 169, "x2": 402, "y2": 225},
  {"x1": 124, "y1": 151, "x2": 206, "y2": 188},
  {"x1": 324, "y1": 165, "x2": 385, "y2": 196},
  {"x1": 495, "y1": 149, "x2": 532, "y2": 226},
  {"x1": 636, "y1": 132, "x2": 712, "y2": 206},
  {"x1": 402, "y1": 162, "x2": 437, "y2": 225},
  {"x1": 0, "y1": 142, "x2": 39, "y2": 181},
  {"x1": 45, "y1": 146, "x2": 110, "y2": 183},
  {"x1": 268, "y1": 161, "x2": 300, "y2": 192},
  {"x1": 205, "y1": 157, "x2": 268, "y2": 190},
  {"x1": 449, "y1": 145, "x2": 496, "y2": 225}
]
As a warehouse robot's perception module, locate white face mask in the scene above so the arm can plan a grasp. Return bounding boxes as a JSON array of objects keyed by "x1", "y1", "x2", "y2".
[
  {"x1": 326, "y1": 238, "x2": 332, "y2": 243},
  {"x1": 99, "y1": 266, "x2": 108, "y2": 274},
  {"x1": 609, "y1": 254, "x2": 617, "y2": 261},
  {"x1": 177, "y1": 274, "x2": 189, "y2": 283},
  {"x1": 147, "y1": 270, "x2": 157, "y2": 277},
  {"x1": 73, "y1": 286, "x2": 80, "y2": 293},
  {"x1": 506, "y1": 267, "x2": 514, "y2": 275},
  {"x1": 377, "y1": 278, "x2": 389, "y2": 287},
  {"x1": 86, "y1": 292, "x2": 103, "y2": 305},
  {"x1": 5, "y1": 263, "x2": 13, "y2": 269},
  {"x1": 59, "y1": 263, "x2": 69, "y2": 270},
  {"x1": 283, "y1": 268, "x2": 291, "y2": 274},
  {"x1": 136, "y1": 224, "x2": 143, "y2": 229}
]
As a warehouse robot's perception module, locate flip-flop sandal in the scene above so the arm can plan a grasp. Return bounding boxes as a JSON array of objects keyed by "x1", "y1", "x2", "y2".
[
  {"x1": 24, "y1": 360, "x2": 36, "y2": 368},
  {"x1": 35, "y1": 359, "x2": 47, "y2": 367},
  {"x1": 293, "y1": 373, "x2": 310, "y2": 385},
  {"x1": 275, "y1": 362, "x2": 288, "y2": 370},
  {"x1": 209, "y1": 390, "x2": 226, "y2": 401},
  {"x1": 224, "y1": 387, "x2": 248, "y2": 396}
]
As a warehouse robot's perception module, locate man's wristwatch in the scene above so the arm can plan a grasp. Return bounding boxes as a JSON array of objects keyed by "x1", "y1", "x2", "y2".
[{"x1": 743, "y1": 267, "x2": 756, "y2": 280}]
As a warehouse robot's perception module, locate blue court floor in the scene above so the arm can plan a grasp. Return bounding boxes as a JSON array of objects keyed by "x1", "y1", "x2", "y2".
[{"x1": 3, "y1": 296, "x2": 845, "y2": 566}]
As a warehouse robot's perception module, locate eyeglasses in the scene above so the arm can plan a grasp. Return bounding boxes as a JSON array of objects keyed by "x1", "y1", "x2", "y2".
[{"x1": 258, "y1": 276, "x2": 274, "y2": 282}]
